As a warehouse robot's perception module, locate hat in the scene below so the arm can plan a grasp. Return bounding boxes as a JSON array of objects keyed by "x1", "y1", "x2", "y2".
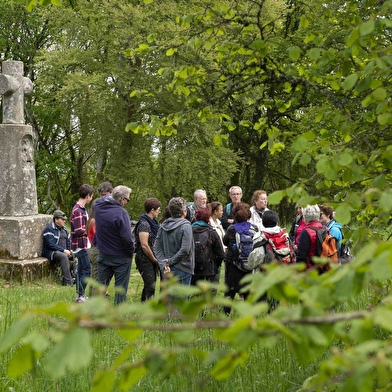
[{"x1": 53, "y1": 210, "x2": 67, "y2": 220}]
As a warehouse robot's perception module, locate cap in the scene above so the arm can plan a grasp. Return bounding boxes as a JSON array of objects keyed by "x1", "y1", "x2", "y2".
[{"x1": 53, "y1": 210, "x2": 67, "y2": 220}]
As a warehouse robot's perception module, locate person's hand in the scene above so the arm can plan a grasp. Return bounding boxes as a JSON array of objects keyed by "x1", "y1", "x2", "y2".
[
  {"x1": 163, "y1": 265, "x2": 171, "y2": 274},
  {"x1": 64, "y1": 249, "x2": 72, "y2": 257}
]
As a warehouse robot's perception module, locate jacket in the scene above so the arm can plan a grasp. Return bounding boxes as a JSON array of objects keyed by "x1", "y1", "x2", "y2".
[
  {"x1": 94, "y1": 196, "x2": 134, "y2": 257},
  {"x1": 296, "y1": 221, "x2": 324, "y2": 269},
  {"x1": 327, "y1": 220, "x2": 343, "y2": 244},
  {"x1": 249, "y1": 206, "x2": 269, "y2": 232},
  {"x1": 42, "y1": 222, "x2": 71, "y2": 260},
  {"x1": 154, "y1": 217, "x2": 194, "y2": 274}
]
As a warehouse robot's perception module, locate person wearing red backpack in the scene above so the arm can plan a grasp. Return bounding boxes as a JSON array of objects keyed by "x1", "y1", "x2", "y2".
[{"x1": 296, "y1": 204, "x2": 324, "y2": 271}]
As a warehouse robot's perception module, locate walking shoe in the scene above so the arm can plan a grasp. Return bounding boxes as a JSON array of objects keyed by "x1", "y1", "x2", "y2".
[{"x1": 75, "y1": 296, "x2": 88, "y2": 303}]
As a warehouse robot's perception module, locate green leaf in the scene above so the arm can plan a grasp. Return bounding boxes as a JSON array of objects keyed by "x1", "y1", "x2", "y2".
[
  {"x1": 377, "y1": 113, "x2": 392, "y2": 126},
  {"x1": 289, "y1": 46, "x2": 301, "y2": 61},
  {"x1": 346, "y1": 28, "x2": 359, "y2": 47},
  {"x1": 342, "y1": 74, "x2": 358, "y2": 91},
  {"x1": 210, "y1": 351, "x2": 248, "y2": 380},
  {"x1": 308, "y1": 48, "x2": 321, "y2": 59},
  {"x1": 0, "y1": 315, "x2": 34, "y2": 353},
  {"x1": 338, "y1": 153, "x2": 353, "y2": 166},
  {"x1": 334, "y1": 205, "x2": 352, "y2": 225},
  {"x1": 360, "y1": 19, "x2": 375, "y2": 36},
  {"x1": 92, "y1": 369, "x2": 116, "y2": 392},
  {"x1": 7, "y1": 344, "x2": 35, "y2": 377},
  {"x1": 118, "y1": 365, "x2": 148, "y2": 391},
  {"x1": 372, "y1": 87, "x2": 387, "y2": 101},
  {"x1": 44, "y1": 328, "x2": 93, "y2": 379},
  {"x1": 268, "y1": 190, "x2": 285, "y2": 205}
]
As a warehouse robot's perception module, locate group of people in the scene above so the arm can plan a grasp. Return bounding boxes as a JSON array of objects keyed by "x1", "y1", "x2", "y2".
[{"x1": 42, "y1": 182, "x2": 345, "y2": 310}]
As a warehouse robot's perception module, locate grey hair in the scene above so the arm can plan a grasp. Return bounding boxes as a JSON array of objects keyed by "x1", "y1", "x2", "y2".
[
  {"x1": 193, "y1": 189, "x2": 206, "y2": 201},
  {"x1": 112, "y1": 185, "x2": 132, "y2": 202},
  {"x1": 229, "y1": 186, "x2": 242, "y2": 194},
  {"x1": 168, "y1": 197, "x2": 187, "y2": 218},
  {"x1": 302, "y1": 204, "x2": 320, "y2": 223}
]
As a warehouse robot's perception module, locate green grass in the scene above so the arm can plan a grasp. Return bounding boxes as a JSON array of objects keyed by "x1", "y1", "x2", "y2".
[{"x1": 0, "y1": 264, "x2": 372, "y2": 392}]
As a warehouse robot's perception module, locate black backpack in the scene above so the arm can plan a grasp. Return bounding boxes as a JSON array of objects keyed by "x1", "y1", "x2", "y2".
[{"x1": 193, "y1": 228, "x2": 214, "y2": 276}]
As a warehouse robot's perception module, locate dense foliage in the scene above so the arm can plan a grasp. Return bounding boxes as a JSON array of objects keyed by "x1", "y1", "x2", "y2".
[{"x1": 1, "y1": 0, "x2": 392, "y2": 391}]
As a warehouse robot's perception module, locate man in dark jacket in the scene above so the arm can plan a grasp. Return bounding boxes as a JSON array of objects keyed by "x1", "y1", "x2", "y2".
[
  {"x1": 42, "y1": 210, "x2": 74, "y2": 286},
  {"x1": 154, "y1": 197, "x2": 194, "y2": 285},
  {"x1": 94, "y1": 185, "x2": 134, "y2": 305}
]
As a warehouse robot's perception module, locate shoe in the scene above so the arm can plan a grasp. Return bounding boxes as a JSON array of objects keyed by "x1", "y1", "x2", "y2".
[{"x1": 75, "y1": 296, "x2": 88, "y2": 303}]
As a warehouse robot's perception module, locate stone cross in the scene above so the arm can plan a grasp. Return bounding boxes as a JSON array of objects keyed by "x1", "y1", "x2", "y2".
[{"x1": 0, "y1": 60, "x2": 33, "y2": 124}]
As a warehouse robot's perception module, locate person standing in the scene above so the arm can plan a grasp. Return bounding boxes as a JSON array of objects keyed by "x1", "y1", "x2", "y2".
[
  {"x1": 42, "y1": 210, "x2": 74, "y2": 286},
  {"x1": 71, "y1": 184, "x2": 95, "y2": 303},
  {"x1": 154, "y1": 197, "x2": 194, "y2": 285},
  {"x1": 191, "y1": 207, "x2": 225, "y2": 285},
  {"x1": 135, "y1": 197, "x2": 162, "y2": 301},
  {"x1": 186, "y1": 189, "x2": 207, "y2": 223},
  {"x1": 97, "y1": 181, "x2": 113, "y2": 198},
  {"x1": 94, "y1": 185, "x2": 134, "y2": 305},
  {"x1": 319, "y1": 204, "x2": 343, "y2": 245},
  {"x1": 221, "y1": 186, "x2": 243, "y2": 230},
  {"x1": 249, "y1": 190, "x2": 269, "y2": 231},
  {"x1": 289, "y1": 203, "x2": 306, "y2": 254},
  {"x1": 296, "y1": 204, "x2": 324, "y2": 270}
]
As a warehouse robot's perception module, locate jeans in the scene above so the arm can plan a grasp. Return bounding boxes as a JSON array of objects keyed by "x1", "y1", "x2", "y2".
[
  {"x1": 171, "y1": 267, "x2": 192, "y2": 285},
  {"x1": 75, "y1": 249, "x2": 91, "y2": 297},
  {"x1": 97, "y1": 251, "x2": 132, "y2": 305}
]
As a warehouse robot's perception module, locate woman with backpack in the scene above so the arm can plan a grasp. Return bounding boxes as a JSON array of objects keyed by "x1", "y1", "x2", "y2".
[
  {"x1": 191, "y1": 207, "x2": 225, "y2": 285},
  {"x1": 223, "y1": 202, "x2": 258, "y2": 315},
  {"x1": 135, "y1": 198, "x2": 162, "y2": 301}
]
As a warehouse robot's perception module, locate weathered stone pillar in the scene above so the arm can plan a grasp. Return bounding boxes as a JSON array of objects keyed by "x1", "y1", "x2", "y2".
[{"x1": 0, "y1": 60, "x2": 51, "y2": 263}]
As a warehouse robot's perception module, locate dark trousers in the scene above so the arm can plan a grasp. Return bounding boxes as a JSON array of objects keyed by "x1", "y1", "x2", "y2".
[
  {"x1": 53, "y1": 251, "x2": 73, "y2": 285},
  {"x1": 137, "y1": 259, "x2": 159, "y2": 302},
  {"x1": 75, "y1": 249, "x2": 91, "y2": 297},
  {"x1": 97, "y1": 251, "x2": 132, "y2": 305}
]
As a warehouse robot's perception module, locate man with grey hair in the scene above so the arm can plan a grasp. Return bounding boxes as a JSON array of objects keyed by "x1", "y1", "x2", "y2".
[
  {"x1": 296, "y1": 204, "x2": 323, "y2": 270},
  {"x1": 186, "y1": 189, "x2": 207, "y2": 223},
  {"x1": 221, "y1": 185, "x2": 243, "y2": 229},
  {"x1": 154, "y1": 197, "x2": 194, "y2": 285},
  {"x1": 94, "y1": 185, "x2": 134, "y2": 304}
]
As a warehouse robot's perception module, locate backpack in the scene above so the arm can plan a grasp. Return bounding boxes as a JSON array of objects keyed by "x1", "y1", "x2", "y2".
[
  {"x1": 247, "y1": 233, "x2": 275, "y2": 269},
  {"x1": 264, "y1": 230, "x2": 295, "y2": 264},
  {"x1": 193, "y1": 228, "x2": 214, "y2": 275},
  {"x1": 307, "y1": 226, "x2": 339, "y2": 271},
  {"x1": 232, "y1": 225, "x2": 259, "y2": 272}
]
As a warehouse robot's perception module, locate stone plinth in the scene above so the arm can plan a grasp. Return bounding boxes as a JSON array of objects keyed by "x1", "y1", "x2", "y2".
[
  {"x1": 0, "y1": 124, "x2": 38, "y2": 216},
  {"x1": 0, "y1": 215, "x2": 52, "y2": 259},
  {"x1": 0, "y1": 257, "x2": 56, "y2": 284}
]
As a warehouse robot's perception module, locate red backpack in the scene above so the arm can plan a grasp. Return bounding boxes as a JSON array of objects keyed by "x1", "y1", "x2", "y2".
[{"x1": 263, "y1": 229, "x2": 296, "y2": 264}]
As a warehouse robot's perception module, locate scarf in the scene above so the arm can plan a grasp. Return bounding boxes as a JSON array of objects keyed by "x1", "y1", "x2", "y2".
[{"x1": 139, "y1": 213, "x2": 160, "y2": 237}]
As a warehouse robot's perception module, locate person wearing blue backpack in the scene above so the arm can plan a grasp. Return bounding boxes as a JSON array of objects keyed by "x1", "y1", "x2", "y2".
[
  {"x1": 223, "y1": 202, "x2": 258, "y2": 315},
  {"x1": 221, "y1": 186, "x2": 243, "y2": 230}
]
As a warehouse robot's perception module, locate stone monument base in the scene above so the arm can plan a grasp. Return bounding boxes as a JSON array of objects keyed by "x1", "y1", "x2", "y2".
[
  {"x1": 0, "y1": 214, "x2": 52, "y2": 259},
  {"x1": 0, "y1": 257, "x2": 60, "y2": 284}
]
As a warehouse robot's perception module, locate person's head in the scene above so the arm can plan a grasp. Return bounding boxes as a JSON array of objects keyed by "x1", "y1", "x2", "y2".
[
  {"x1": 295, "y1": 202, "x2": 303, "y2": 216},
  {"x1": 262, "y1": 210, "x2": 278, "y2": 228},
  {"x1": 319, "y1": 204, "x2": 334, "y2": 225},
  {"x1": 53, "y1": 209, "x2": 67, "y2": 227},
  {"x1": 144, "y1": 197, "x2": 162, "y2": 219},
  {"x1": 168, "y1": 197, "x2": 187, "y2": 218},
  {"x1": 233, "y1": 202, "x2": 251, "y2": 223},
  {"x1": 302, "y1": 204, "x2": 320, "y2": 224},
  {"x1": 112, "y1": 185, "x2": 132, "y2": 207},
  {"x1": 97, "y1": 181, "x2": 113, "y2": 197},
  {"x1": 194, "y1": 189, "x2": 207, "y2": 209},
  {"x1": 159, "y1": 205, "x2": 171, "y2": 223},
  {"x1": 195, "y1": 207, "x2": 211, "y2": 224},
  {"x1": 229, "y1": 186, "x2": 242, "y2": 204},
  {"x1": 79, "y1": 184, "x2": 95, "y2": 199},
  {"x1": 209, "y1": 201, "x2": 223, "y2": 220},
  {"x1": 252, "y1": 190, "x2": 268, "y2": 211}
]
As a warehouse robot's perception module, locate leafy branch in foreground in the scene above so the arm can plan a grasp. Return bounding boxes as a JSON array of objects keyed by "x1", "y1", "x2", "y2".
[{"x1": 1, "y1": 240, "x2": 392, "y2": 391}]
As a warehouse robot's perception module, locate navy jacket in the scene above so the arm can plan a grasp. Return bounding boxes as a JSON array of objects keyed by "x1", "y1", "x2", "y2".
[
  {"x1": 42, "y1": 222, "x2": 71, "y2": 260},
  {"x1": 94, "y1": 196, "x2": 134, "y2": 257}
]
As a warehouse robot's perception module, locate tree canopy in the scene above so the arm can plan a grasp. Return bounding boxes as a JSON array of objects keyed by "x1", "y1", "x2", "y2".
[{"x1": 1, "y1": 0, "x2": 392, "y2": 391}]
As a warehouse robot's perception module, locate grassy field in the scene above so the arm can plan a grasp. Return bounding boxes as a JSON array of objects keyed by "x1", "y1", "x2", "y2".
[{"x1": 0, "y1": 264, "x2": 357, "y2": 392}]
